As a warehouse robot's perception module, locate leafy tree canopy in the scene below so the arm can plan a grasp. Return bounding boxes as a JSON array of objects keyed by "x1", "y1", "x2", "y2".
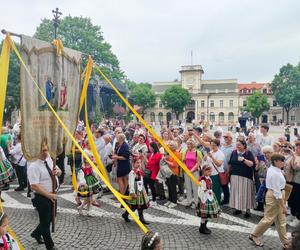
[
  {"x1": 271, "y1": 63, "x2": 300, "y2": 120},
  {"x1": 129, "y1": 83, "x2": 156, "y2": 116},
  {"x1": 243, "y1": 90, "x2": 270, "y2": 123},
  {"x1": 34, "y1": 16, "x2": 124, "y2": 80},
  {"x1": 160, "y1": 85, "x2": 191, "y2": 119}
]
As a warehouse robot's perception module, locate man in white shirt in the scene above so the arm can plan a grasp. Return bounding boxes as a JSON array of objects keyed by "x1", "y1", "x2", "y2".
[
  {"x1": 256, "y1": 124, "x2": 273, "y2": 147},
  {"x1": 9, "y1": 134, "x2": 27, "y2": 191},
  {"x1": 250, "y1": 153, "x2": 290, "y2": 248},
  {"x1": 28, "y1": 141, "x2": 61, "y2": 250}
]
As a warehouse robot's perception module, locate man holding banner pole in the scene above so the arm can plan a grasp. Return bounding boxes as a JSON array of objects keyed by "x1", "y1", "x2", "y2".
[{"x1": 28, "y1": 141, "x2": 61, "y2": 250}]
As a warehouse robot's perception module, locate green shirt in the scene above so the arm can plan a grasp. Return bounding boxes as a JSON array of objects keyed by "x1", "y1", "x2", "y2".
[{"x1": 0, "y1": 133, "x2": 12, "y2": 149}]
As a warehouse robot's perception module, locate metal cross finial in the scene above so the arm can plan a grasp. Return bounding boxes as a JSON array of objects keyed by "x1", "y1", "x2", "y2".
[{"x1": 52, "y1": 8, "x2": 62, "y2": 39}]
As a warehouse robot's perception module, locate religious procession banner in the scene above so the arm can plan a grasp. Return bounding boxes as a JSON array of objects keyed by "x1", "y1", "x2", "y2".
[{"x1": 20, "y1": 35, "x2": 82, "y2": 159}]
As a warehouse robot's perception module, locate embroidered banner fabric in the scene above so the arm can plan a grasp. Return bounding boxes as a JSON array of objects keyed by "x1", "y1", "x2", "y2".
[{"x1": 20, "y1": 35, "x2": 82, "y2": 159}]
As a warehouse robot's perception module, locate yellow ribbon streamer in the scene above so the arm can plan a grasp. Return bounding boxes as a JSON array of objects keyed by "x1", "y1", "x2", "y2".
[
  {"x1": 52, "y1": 39, "x2": 64, "y2": 56},
  {"x1": 0, "y1": 34, "x2": 25, "y2": 250},
  {"x1": 0, "y1": 35, "x2": 11, "y2": 135},
  {"x1": 8, "y1": 36, "x2": 148, "y2": 233},
  {"x1": 84, "y1": 100, "x2": 132, "y2": 200},
  {"x1": 93, "y1": 65, "x2": 200, "y2": 187}
]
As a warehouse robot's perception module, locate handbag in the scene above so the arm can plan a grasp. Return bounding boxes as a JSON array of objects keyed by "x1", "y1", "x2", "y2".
[
  {"x1": 284, "y1": 183, "x2": 293, "y2": 201},
  {"x1": 211, "y1": 161, "x2": 229, "y2": 186}
]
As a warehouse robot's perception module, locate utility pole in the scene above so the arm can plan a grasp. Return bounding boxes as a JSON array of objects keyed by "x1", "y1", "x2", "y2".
[{"x1": 52, "y1": 8, "x2": 62, "y2": 39}]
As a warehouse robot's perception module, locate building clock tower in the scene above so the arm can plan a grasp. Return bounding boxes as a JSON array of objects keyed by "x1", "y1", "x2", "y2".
[{"x1": 180, "y1": 65, "x2": 204, "y2": 90}]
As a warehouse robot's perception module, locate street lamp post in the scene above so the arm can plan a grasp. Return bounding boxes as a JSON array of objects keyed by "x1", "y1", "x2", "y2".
[{"x1": 52, "y1": 8, "x2": 62, "y2": 39}]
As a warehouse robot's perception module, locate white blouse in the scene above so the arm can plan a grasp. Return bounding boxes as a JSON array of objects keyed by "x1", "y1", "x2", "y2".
[{"x1": 266, "y1": 165, "x2": 286, "y2": 199}]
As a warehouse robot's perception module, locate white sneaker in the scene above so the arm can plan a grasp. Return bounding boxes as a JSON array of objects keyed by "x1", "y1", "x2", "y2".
[
  {"x1": 164, "y1": 201, "x2": 171, "y2": 207},
  {"x1": 168, "y1": 202, "x2": 177, "y2": 208},
  {"x1": 150, "y1": 201, "x2": 158, "y2": 207}
]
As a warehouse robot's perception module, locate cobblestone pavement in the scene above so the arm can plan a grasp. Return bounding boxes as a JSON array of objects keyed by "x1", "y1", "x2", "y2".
[{"x1": 3, "y1": 182, "x2": 295, "y2": 250}]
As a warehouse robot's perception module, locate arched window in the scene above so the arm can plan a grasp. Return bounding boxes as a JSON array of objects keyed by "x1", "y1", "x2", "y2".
[
  {"x1": 228, "y1": 112, "x2": 234, "y2": 122},
  {"x1": 166, "y1": 112, "x2": 172, "y2": 122},
  {"x1": 150, "y1": 112, "x2": 155, "y2": 122},
  {"x1": 158, "y1": 112, "x2": 163, "y2": 121},
  {"x1": 219, "y1": 112, "x2": 224, "y2": 123},
  {"x1": 210, "y1": 112, "x2": 215, "y2": 122}
]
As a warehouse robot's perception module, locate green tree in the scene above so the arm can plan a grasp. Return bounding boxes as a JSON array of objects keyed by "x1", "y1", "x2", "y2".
[
  {"x1": 160, "y1": 85, "x2": 191, "y2": 120},
  {"x1": 34, "y1": 16, "x2": 124, "y2": 80},
  {"x1": 271, "y1": 63, "x2": 300, "y2": 124},
  {"x1": 129, "y1": 83, "x2": 156, "y2": 117},
  {"x1": 243, "y1": 91, "x2": 270, "y2": 124},
  {"x1": 3, "y1": 50, "x2": 20, "y2": 122}
]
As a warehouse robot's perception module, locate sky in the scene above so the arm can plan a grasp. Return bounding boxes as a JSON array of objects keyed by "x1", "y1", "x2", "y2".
[{"x1": 1, "y1": 0, "x2": 300, "y2": 84}]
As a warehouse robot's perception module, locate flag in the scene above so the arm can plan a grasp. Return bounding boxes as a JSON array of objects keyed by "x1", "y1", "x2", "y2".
[{"x1": 20, "y1": 35, "x2": 82, "y2": 159}]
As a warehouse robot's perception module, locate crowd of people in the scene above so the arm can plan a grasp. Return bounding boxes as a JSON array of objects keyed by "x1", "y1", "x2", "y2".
[{"x1": 1, "y1": 118, "x2": 300, "y2": 249}]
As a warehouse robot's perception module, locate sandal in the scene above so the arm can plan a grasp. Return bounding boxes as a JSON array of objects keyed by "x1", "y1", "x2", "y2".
[{"x1": 249, "y1": 235, "x2": 264, "y2": 247}]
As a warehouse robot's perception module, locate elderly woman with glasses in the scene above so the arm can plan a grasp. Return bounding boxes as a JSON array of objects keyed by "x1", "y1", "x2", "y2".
[
  {"x1": 250, "y1": 153, "x2": 290, "y2": 248},
  {"x1": 229, "y1": 139, "x2": 256, "y2": 218}
]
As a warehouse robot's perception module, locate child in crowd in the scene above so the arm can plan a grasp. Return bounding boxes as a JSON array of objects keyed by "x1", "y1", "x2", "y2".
[
  {"x1": 77, "y1": 150, "x2": 102, "y2": 216},
  {"x1": 141, "y1": 231, "x2": 162, "y2": 250},
  {"x1": 197, "y1": 164, "x2": 221, "y2": 234},
  {"x1": 122, "y1": 159, "x2": 150, "y2": 224},
  {"x1": 0, "y1": 212, "x2": 20, "y2": 250}
]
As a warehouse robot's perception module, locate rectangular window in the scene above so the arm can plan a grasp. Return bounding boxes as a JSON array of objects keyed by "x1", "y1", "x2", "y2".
[
  {"x1": 159, "y1": 102, "x2": 163, "y2": 108},
  {"x1": 201, "y1": 100, "x2": 205, "y2": 108},
  {"x1": 243, "y1": 100, "x2": 247, "y2": 107},
  {"x1": 229, "y1": 100, "x2": 233, "y2": 108},
  {"x1": 291, "y1": 116, "x2": 295, "y2": 121},
  {"x1": 210, "y1": 100, "x2": 214, "y2": 108},
  {"x1": 273, "y1": 100, "x2": 277, "y2": 106},
  {"x1": 220, "y1": 100, "x2": 223, "y2": 108}
]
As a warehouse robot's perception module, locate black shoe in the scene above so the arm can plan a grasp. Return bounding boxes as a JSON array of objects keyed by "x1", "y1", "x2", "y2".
[
  {"x1": 140, "y1": 217, "x2": 150, "y2": 225},
  {"x1": 157, "y1": 196, "x2": 166, "y2": 201},
  {"x1": 122, "y1": 213, "x2": 130, "y2": 223},
  {"x1": 14, "y1": 187, "x2": 24, "y2": 191},
  {"x1": 204, "y1": 221, "x2": 212, "y2": 234},
  {"x1": 27, "y1": 193, "x2": 31, "y2": 198},
  {"x1": 30, "y1": 232, "x2": 45, "y2": 244},
  {"x1": 244, "y1": 212, "x2": 251, "y2": 219},
  {"x1": 233, "y1": 209, "x2": 242, "y2": 215},
  {"x1": 199, "y1": 223, "x2": 211, "y2": 234}
]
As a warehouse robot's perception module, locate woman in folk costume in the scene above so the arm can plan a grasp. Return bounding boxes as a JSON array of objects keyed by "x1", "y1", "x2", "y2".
[
  {"x1": 197, "y1": 164, "x2": 221, "y2": 235},
  {"x1": 0, "y1": 146, "x2": 16, "y2": 200},
  {"x1": 122, "y1": 159, "x2": 150, "y2": 225},
  {"x1": 77, "y1": 150, "x2": 102, "y2": 216}
]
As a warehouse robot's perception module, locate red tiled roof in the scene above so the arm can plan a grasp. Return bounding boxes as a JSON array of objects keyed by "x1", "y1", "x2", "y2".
[{"x1": 237, "y1": 83, "x2": 266, "y2": 90}]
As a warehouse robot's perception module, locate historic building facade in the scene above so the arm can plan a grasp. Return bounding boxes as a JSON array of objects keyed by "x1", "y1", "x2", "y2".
[
  {"x1": 147, "y1": 65, "x2": 239, "y2": 125},
  {"x1": 145, "y1": 65, "x2": 300, "y2": 125}
]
